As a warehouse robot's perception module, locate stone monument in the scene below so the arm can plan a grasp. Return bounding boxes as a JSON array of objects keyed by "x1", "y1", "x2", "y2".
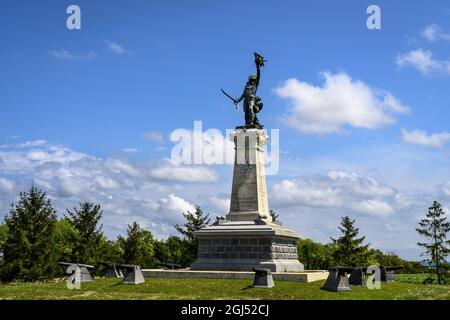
[
  {"x1": 191, "y1": 128, "x2": 304, "y2": 272},
  {"x1": 192, "y1": 53, "x2": 303, "y2": 272}
]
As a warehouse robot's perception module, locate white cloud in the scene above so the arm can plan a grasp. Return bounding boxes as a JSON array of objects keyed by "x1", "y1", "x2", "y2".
[
  {"x1": 274, "y1": 72, "x2": 409, "y2": 134},
  {"x1": 160, "y1": 193, "x2": 195, "y2": 215},
  {"x1": 401, "y1": 128, "x2": 450, "y2": 148},
  {"x1": 122, "y1": 148, "x2": 139, "y2": 153},
  {"x1": 272, "y1": 179, "x2": 343, "y2": 207},
  {"x1": 105, "y1": 40, "x2": 132, "y2": 55},
  {"x1": 396, "y1": 49, "x2": 450, "y2": 75},
  {"x1": 209, "y1": 196, "x2": 231, "y2": 214},
  {"x1": 351, "y1": 199, "x2": 394, "y2": 217},
  {"x1": 0, "y1": 140, "x2": 221, "y2": 239},
  {"x1": 57, "y1": 175, "x2": 88, "y2": 198},
  {"x1": 442, "y1": 182, "x2": 450, "y2": 197},
  {"x1": 105, "y1": 158, "x2": 140, "y2": 177},
  {"x1": 0, "y1": 177, "x2": 14, "y2": 193},
  {"x1": 271, "y1": 171, "x2": 398, "y2": 217},
  {"x1": 0, "y1": 144, "x2": 87, "y2": 172},
  {"x1": 48, "y1": 49, "x2": 96, "y2": 61},
  {"x1": 421, "y1": 24, "x2": 450, "y2": 42},
  {"x1": 26, "y1": 150, "x2": 48, "y2": 161},
  {"x1": 150, "y1": 165, "x2": 218, "y2": 183},
  {"x1": 143, "y1": 131, "x2": 164, "y2": 143},
  {"x1": 15, "y1": 140, "x2": 47, "y2": 148},
  {"x1": 95, "y1": 175, "x2": 120, "y2": 190}
]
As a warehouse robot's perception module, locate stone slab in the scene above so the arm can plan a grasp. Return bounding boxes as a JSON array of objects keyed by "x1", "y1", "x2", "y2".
[
  {"x1": 142, "y1": 269, "x2": 329, "y2": 283},
  {"x1": 228, "y1": 129, "x2": 270, "y2": 222}
]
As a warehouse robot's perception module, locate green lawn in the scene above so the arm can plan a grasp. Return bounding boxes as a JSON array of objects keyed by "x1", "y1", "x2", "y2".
[{"x1": 0, "y1": 275, "x2": 449, "y2": 300}]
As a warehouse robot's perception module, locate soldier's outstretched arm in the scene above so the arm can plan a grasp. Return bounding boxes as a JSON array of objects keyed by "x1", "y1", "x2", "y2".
[{"x1": 255, "y1": 64, "x2": 261, "y2": 88}]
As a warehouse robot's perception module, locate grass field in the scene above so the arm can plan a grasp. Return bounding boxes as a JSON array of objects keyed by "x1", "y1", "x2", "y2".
[{"x1": 0, "y1": 274, "x2": 449, "y2": 300}]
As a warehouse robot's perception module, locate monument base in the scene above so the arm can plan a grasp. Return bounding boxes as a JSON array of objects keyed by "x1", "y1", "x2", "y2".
[{"x1": 191, "y1": 220, "x2": 304, "y2": 272}]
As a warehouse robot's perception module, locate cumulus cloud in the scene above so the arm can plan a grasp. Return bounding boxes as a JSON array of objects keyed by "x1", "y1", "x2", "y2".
[
  {"x1": 0, "y1": 140, "x2": 220, "y2": 238},
  {"x1": 15, "y1": 140, "x2": 47, "y2": 148},
  {"x1": 274, "y1": 72, "x2": 409, "y2": 134},
  {"x1": 105, "y1": 158, "x2": 140, "y2": 177},
  {"x1": 271, "y1": 171, "x2": 399, "y2": 217},
  {"x1": 401, "y1": 128, "x2": 450, "y2": 148},
  {"x1": 0, "y1": 177, "x2": 15, "y2": 194},
  {"x1": 421, "y1": 24, "x2": 450, "y2": 42},
  {"x1": 272, "y1": 179, "x2": 343, "y2": 207},
  {"x1": 396, "y1": 49, "x2": 450, "y2": 75},
  {"x1": 160, "y1": 193, "x2": 195, "y2": 215},
  {"x1": 442, "y1": 181, "x2": 450, "y2": 198},
  {"x1": 150, "y1": 164, "x2": 218, "y2": 183},
  {"x1": 209, "y1": 196, "x2": 231, "y2": 214},
  {"x1": 94, "y1": 175, "x2": 121, "y2": 190},
  {"x1": 351, "y1": 199, "x2": 394, "y2": 217},
  {"x1": 0, "y1": 144, "x2": 87, "y2": 172}
]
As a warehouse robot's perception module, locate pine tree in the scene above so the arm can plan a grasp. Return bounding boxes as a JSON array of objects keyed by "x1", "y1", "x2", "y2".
[
  {"x1": 1, "y1": 186, "x2": 58, "y2": 281},
  {"x1": 174, "y1": 206, "x2": 210, "y2": 266},
  {"x1": 416, "y1": 201, "x2": 450, "y2": 284},
  {"x1": 174, "y1": 206, "x2": 210, "y2": 242},
  {"x1": 65, "y1": 202, "x2": 103, "y2": 265},
  {"x1": 0, "y1": 224, "x2": 8, "y2": 263},
  {"x1": 119, "y1": 222, "x2": 155, "y2": 267},
  {"x1": 330, "y1": 216, "x2": 370, "y2": 267},
  {"x1": 269, "y1": 209, "x2": 280, "y2": 223}
]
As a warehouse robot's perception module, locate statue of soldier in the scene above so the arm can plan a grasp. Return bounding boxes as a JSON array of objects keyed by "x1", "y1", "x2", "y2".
[
  {"x1": 221, "y1": 53, "x2": 266, "y2": 128},
  {"x1": 233, "y1": 53, "x2": 266, "y2": 128}
]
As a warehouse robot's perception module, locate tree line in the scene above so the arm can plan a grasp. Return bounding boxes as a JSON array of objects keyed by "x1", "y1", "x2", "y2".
[
  {"x1": 0, "y1": 186, "x2": 448, "y2": 284},
  {"x1": 0, "y1": 186, "x2": 209, "y2": 282},
  {"x1": 298, "y1": 207, "x2": 449, "y2": 284}
]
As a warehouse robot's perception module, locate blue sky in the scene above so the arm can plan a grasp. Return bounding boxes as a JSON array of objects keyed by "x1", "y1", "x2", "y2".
[{"x1": 1, "y1": 0, "x2": 450, "y2": 260}]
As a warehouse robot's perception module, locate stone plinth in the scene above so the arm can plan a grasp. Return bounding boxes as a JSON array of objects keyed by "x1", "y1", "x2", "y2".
[
  {"x1": 191, "y1": 128, "x2": 304, "y2": 272},
  {"x1": 142, "y1": 269, "x2": 328, "y2": 283},
  {"x1": 227, "y1": 129, "x2": 270, "y2": 222},
  {"x1": 191, "y1": 220, "x2": 303, "y2": 272}
]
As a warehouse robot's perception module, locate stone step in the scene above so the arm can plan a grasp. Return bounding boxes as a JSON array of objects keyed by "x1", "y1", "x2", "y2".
[{"x1": 142, "y1": 269, "x2": 329, "y2": 283}]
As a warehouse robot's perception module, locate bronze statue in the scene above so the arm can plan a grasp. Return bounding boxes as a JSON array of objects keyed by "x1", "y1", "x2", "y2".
[{"x1": 221, "y1": 52, "x2": 266, "y2": 128}]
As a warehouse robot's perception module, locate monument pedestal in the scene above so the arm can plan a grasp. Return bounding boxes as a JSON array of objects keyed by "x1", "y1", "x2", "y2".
[
  {"x1": 192, "y1": 128, "x2": 304, "y2": 272},
  {"x1": 191, "y1": 220, "x2": 304, "y2": 272}
]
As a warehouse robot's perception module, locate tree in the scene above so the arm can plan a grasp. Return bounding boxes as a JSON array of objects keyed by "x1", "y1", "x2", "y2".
[
  {"x1": 100, "y1": 238, "x2": 123, "y2": 265},
  {"x1": 416, "y1": 201, "x2": 450, "y2": 284},
  {"x1": 0, "y1": 224, "x2": 8, "y2": 263},
  {"x1": 369, "y1": 248, "x2": 427, "y2": 274},
  {"x1": 174, "y1": 206, "x2": 210, "y2": 266},
  {"x1": 53, "y1": 219, "x2": 78, "y2": 265},
  {"x1": 1, "y1": 186, "x2": 58, "y2": 282},
  {"x1": 65, "y1": 202, "x2": 103, "y2": 265},
  {"x1": 269, "y1": 209, "x2": 280, "y2": 223},
  {"x1": 330, "y1": 216, "x2": 370, "y2": 266},
  {"x1": 175, "y1": 206, "x2": 210, "y2": 242},
  {"x1": 153, "y1": 236, "x2": 186, "y2": 266},
  {"x1": 119, "y1": 222, "x2": 156, "y2": 268},
  {"x1": 297, "y1": 239, "x2": 335, "y2": 270}
]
